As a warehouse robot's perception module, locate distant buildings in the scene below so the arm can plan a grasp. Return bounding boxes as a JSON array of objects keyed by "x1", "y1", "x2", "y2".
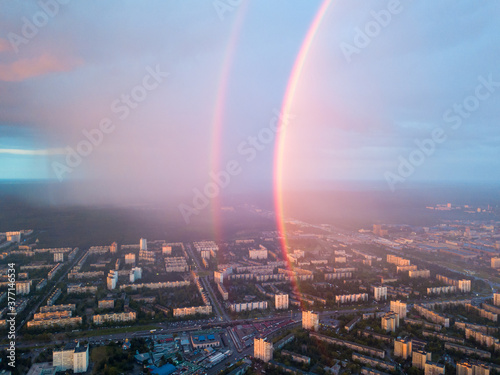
[
  {"x1": 140, "y1": 238, "x2": 147, "y2": 251},
  {"x1": 491, "y1": 257, "x2": 500, "y2": 269},
  {"x1": 6, "y1": 231, "x2": 21, "y2": 242},
  {"x1": 162, "y1": 243, "x2": 172, "y2": 255},
  {"x1": 456, "y1": 361, "x2": 491, "y2": 375},
  {"x1": 41, "y1": 304, "x2": 75, "y2": 313},
  {"x1": 110, "y1": 242, "x2": 118, "y2": 254},
  {"x1": 164, "y1": 257, "x2": 188, "y2": 272},
  {"x1": 465, "y1": 304, "x2": 497, "y2": 322},
  {"x1": 436, "y1": 274, "x2": 471, "y2": 292},
  {"x1": 125, "y1": 253, "x2": 136, "y2": 264},
  {"x1": 173, "y1": 305, "x2": 212, "y2": 317},
  {"x1": 16, "y1": 280, "x2": 31, "y2": 295},
  {"x1": 119, "y1": 280, "x2": 189, "y2": 291},
  {"x1": 47, "y1": 289, "x2": 62, "y2": 306},
  {"x1": 230, "y1": 301, "x2": 268, "y2": 313},
  {"x1": 98, "y1": 299, "x2": 114, "y2": 309},
  {"x1": 390, "y1": 300, "x2": 407, "y2": 320},
  {"x1": 494, "y1": 293, "x2": 500, "y2": 307},
  {"x1": 67, "y1": 284, "x2": 97, "y2": 294},
  {"x1": 254, "y1": 337, "x2": 273, "y2": 362},
  {"x1": 275, "y1": 294, "x2": 289, "y2": 310},
  {"x1": 397, "y1": 265, "x2": 417, "y2": 273},
  {"x1": 336, "y1": 293, "x2": 368, "y2": 304},
  {"x1": 409, "y1": 269, "x2": 431, "y2": 278},
  {"x1": 53, "y1": 342, "x2": 89, "y2": 373},
  {"x1": 381, "y1": 312, "x2": 399, "y2": 332},
  {"x1": 394, "y1": 337, "x2": 412, "y2": 359},
  {"x1": 302, "y1": 310, "x2": 319, "y2": 331},
  {"x1": 424, "y1": 362, "x2": 445, "y2": 375},
  {"x1": 412, "y1": 350, "x2": 431, "y2": 370},
  {"x1": 373, "y1": 286, "x2": 387, "y2": 301},
  {"x1": 54, "y1": 252, "x2": 64, "y2": 262},
  {"x1": 249, "y1": 246, "x2": 268, "y2": 260},
  {"x1": 387, "y1": 254, "x2": 410, "y2": 266},
  {"x1": 427, "y1": 286, "x2": 457, "y2": 295},
  {"x1": 190, "y1": 333, "x2": 220, "y2": 349},
  {"x1": 414, "y1": 304, "x2": 450, "y2": 327},
  {"x1": 139, "y1": 249, "x2": 155, "y2": 262},
  {"x1": 27, "y1": 316, "x2": 82, "y2": 329},
  {"x1": 93, "y1": 311, "x2": 136, "y2": 325},
  {"x1": 217, "y1": 283, "x2": 228, "y2": 301},
  {"x1": 129, "y1": 267, "x2": 142, "y2": 283},
  {"x1": 107, "y1": 270, "x2": 118, "y2": 290}
]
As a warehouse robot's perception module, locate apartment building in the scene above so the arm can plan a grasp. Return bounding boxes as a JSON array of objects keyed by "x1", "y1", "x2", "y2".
[
  {"x1": 53, "y1": 342, "x2": 89, "y2": 373},
  {"x1": 254, "y1": 337, "x2": 273, "y2": 362},
  {"x1": 394, "y1": 337, "x2": 412, "y2": 359},
  {"x1": 93, "y1": 311, "x2": 136, "y2": 325},
  {"x1": 173, "y1": 305, "x2": 212, "y2": 317},
  {"x1": 302, "y1": 310, "x2": 319, "y2": 331},
  {"x1": 390, "y1": 300, "x2": 407, "y2": 319},
  {"x1": 275, "y1": 294, "x2": 289, "y2": 310},
  {"x1": 381, "y1": 312, "x2": 399, "y2": 332},
  {"x1": 373, "y1": 286, "x2": 387, "y2": 301}
]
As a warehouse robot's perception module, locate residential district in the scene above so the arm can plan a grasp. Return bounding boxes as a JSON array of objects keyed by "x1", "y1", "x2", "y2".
[{"x1": 1, "y1": 203, "x2": 500, "y2": 374}]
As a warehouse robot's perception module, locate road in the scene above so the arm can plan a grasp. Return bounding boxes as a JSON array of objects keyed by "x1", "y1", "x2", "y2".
[{"x1": 200, "y1": 276, "x2": 230, "y2": 322}]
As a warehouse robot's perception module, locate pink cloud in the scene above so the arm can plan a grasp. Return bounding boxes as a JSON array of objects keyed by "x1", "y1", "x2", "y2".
[
  {"x1": 0, "y1": 38, "x2": 11, "y2": 52},
  {"x1": 0, "y1": 53, "x2": 82, "y2": 82}
]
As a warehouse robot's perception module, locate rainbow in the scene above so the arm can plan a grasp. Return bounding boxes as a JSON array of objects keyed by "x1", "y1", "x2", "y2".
[
  {"x1": 210, "y1": 1, "x2": 250, "y2": 242},
  {"x1": 274, "y1": 0, "x2": 332, "y2": 259},
  {"x1": 208, "y1": 0, "x2": 333, "y2": 310},
  {"x1": 272, "y1": 0, "x2": 332, "y2": 307}
]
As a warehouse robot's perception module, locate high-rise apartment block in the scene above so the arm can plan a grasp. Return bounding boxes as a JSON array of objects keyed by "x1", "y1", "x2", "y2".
[
  {"x1": 53, "y1": 342, "x2": 89, "y2": 373},
  {"x1": 373, "y1": 286, "x2": 387, "y2": 301},
  {"x1": 456, "y1": 361, "x2": 490, "y2": 375},
  {"x1": 491, "y1": 258, "x2": 500, "y2": 269},
  {"x1": 162, "y1": 243, "x2": 172, "y2": 255},
  {"x1": 275, "y1": 294, "x2": 289, "y2": 310},
  {"x1": 107, "y1": 270, "x2": 118, "y2": 290},
  {"x1": 390, "y1": 300, "x2": 407, "y2": 319},
  {"x1": 249, "y1": 246, "x2": 268, "y2": 260},
  {"x1": 394, "y1": 338, "x2": 412, "y2": 359},
  {"x1": 412, "y1": 350, "x2": 431, "y2": 370},
  {"x1": 387, "y1": 254, "x2": 410, "y2": 266},
  {"x1": 381, "y1": 311, "x2": 399, "y2": 332},
  {"x1": 125, "y1": 253, "x2": 136, "y2": 264},
  {"x1": 302, "y1": 310, "x2": 319, "y2": 331},
  {"x1": 16, "y1": 280, "x2": 31, "y2": 295},
  {"x1": 494, "y1": 293, "x2": 500, "y2": 307},
  {"x1": 254, "y1": 337, "x2": 273, "y2": 362}
]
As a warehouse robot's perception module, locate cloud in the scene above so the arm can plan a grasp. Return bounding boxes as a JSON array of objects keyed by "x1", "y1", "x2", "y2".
[
  {"x1": 0, "y1": 37, "x2": 10, "y2": 52},
  {"x1": 0, "y1": 147, "x2": 66, "y2": 155},
  {"x1": 0, "y1": 53, "x2": 82, "y2": 82}
]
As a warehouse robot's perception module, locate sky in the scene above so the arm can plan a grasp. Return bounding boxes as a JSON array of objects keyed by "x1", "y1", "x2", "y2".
[{"x1": 0, "y1": 0, "x2": 499, "y2": 206}]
